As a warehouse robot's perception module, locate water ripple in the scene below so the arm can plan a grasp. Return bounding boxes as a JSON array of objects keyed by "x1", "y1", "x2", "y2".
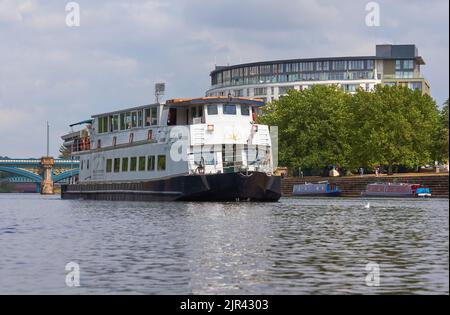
[{"x1": 0, "y1": 194, "x2": 448, "y2": 295}]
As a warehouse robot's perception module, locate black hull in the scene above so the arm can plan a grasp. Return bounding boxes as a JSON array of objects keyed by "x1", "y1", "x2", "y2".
[{"x1": 61, "y1": 172, "x2": 281, "y2": 202}]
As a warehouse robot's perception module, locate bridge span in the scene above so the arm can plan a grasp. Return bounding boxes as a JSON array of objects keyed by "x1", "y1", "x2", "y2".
[{"x1": 0, "y1": 158, "x2": 79, "y2": 194}]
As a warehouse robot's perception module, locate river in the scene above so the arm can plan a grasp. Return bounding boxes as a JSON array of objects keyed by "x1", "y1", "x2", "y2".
[{"x1": 0, "y1": 194, "x2": 448, "y2": 294}]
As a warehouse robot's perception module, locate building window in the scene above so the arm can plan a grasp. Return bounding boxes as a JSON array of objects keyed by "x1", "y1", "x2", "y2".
[
  {"x1": 396, "y1": 71, "x2": 413, "y2": 79},
  {"x1": 139, "y1": 156, "x2": 146, "y2": 171},
  {"x1": 207, "y1": 105, "x2": 218, "y2": 115},
  {"x1": 234, "y1": 89, "x2": 243, "y2": 97},
  {"x1": 348, "y1": 60, "x2": 365, "y2": 70},
  {"x1": 147, "y1": 130, "x2": 153, "y2": 141},
  {"x1": 106, "y1": 159, "x2": 112, "y2": 173},
  {"x1": 241, "y1": 106, "x2": 250, "y2": 116},
  {"x1": 404, "y1": 60, "x2": 414, "y2": 70},
  {"x1": 408, "y1": 82, "x2": 422, "y2": 91},
  {"x1": 396, "y1": 60, "x2": 402, "y2": 70},
  {"x1": 130, "y1": 157, "x2": 137, "y2": 172},
  {"x1": 223, "y1": 104, "x2": 237, "y2": 115},
  {"x1": 114, "y1": 158, "x2": 120, "y2": 173},
  {"x1": 260, "y1": 64, "x2": 272, "y2": 74},
  {"x1": 367, "y1": 60, "x2": 374, "y2": 69},
  {"x1": 279, "y1": 86, "x2": 296, "y2": 94},
  {"x1": 254, "y1": 87, "x2": 267, "y2": 95},
  {"x1": 147, "y1": 156, "x2": 155, "y2": 171},
  {"x1": 129, "y1": 133, "x2": 134, "y2": 143},
  {"x1": 122, "y1": 157, "x2": 129, "y2": 172},
  {"x1": 157, "y1": 155, "x2": 166, "y2": 171},
  {"x1": 332, "y1": 60, "x2": 346, "y2": 70}
]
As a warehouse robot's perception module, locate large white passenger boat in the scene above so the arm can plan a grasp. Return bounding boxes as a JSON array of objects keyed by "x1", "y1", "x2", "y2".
[{"x1": 61, "y1": 97, "x2": 281, "y2": 202}]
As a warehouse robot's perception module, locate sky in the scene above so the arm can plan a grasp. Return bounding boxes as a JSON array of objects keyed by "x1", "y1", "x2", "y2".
[{"x1": 0, "y1": 0, "x2": 448, "y2": 158}]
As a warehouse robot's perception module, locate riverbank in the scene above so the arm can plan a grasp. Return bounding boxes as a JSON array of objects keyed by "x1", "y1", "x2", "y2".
[{"x1": 282, "y1": 173, "x2": 449, "y2": 198}]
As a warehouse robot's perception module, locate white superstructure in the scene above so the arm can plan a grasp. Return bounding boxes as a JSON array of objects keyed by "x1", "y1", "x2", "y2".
[{"x1": 66, "y1": 97, "x2": 276, "y2": 184}]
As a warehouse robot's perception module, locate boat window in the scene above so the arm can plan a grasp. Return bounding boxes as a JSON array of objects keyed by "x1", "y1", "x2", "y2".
[
  {"x1": 98, "y1": 116, "x2": 108, "y2": 133},
  {"x1": 109, "y1": 116, "x2": 114, "y2": 132},
  {"x1": 167, "y1": 108, "x2": 177, "y2": 126},
  {"x1": 87, "y1": 159, "x2": 90, "y2": 170},
  {"x1": 139, "y1": 156, "x2": 146, "y2": 171},
  {"x1": 122, "y1": 157, "x2": 129, "y2": 172},
  {"x1": 207, "y1": 105, "x2": 218, "y2": 115},
  {"x1": 151, "y1": 108, "x2": 158, "y2": 125},
  {"x1": 131, "y1": 112, "x2": 137, "y2": 128},
  {"x1": 80, "y1": 160, "x2": 84, "y2": 170},
  {"x1": 138, "y1": 111, "x2": 143, "y2": 128},
  {"x1": 223, "y1": 104, "x2": 237, "y2": 115},
  {"x1": 120, "y1": 113, "x2": 126, "y2": 130},
  {"x1": 241, "y1": 105, "x2": 250, "y2": 116},
  {"x1": 114, "y1": 158, "x2": 121, "y2": 173},
  {"x1": 145, "y1": 108, "x2": 158, "y2": 126},
  {"x1": 106, "y1": 159, "x2": 112, "y2": 173},
  {"x1": 147, "y1": 156, "x2": 155, "y2": 171},
  {"x1": 157, "y1": 155, "x2": 166, "y2": 171},
  {"x1": 125, "y1": 112, "x2": 132, "y2": 129},
  {"x1": 130, "y1": 157, "x2": 137, "y2": 171},
  {"x1": 112, "y1": 115, "x2": 119, "y2": 131}
]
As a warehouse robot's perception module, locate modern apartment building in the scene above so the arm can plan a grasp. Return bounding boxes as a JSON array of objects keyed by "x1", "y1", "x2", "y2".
[{"x1": 206, "y1": 44, "x2": 430, "y2": 102}]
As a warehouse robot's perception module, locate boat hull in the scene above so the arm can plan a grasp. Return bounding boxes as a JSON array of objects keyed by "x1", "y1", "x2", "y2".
[
  {"x1": 61, "y1": 172, "x2": 281, "y2": 202},
  {"x1": 293, "y1": 192, "x2": 342, "y2": 197},
  {"x1": 361, "y1": 192, "x2": 430, "y2": 198}
]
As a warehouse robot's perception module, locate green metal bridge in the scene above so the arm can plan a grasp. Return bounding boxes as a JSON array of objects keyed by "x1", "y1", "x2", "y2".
[{"x1": 0, "y1": 158, "x2": 79, "y2": 193}]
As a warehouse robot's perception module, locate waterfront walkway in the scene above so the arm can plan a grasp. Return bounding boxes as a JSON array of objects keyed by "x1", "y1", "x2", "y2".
[{"x1": 282, "y1": 173, "x2": 449, "y2": 198}]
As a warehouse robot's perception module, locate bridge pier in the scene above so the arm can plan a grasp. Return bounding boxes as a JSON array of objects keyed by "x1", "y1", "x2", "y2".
[{"x1": 40, "y1": 157, "x2": 54, "y2": 195}]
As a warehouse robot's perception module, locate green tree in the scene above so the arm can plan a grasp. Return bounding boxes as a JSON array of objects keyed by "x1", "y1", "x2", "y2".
[
  {"x1": 258, "y1": 85, "x2": 352, "y2": 173},
  {"x1": 434, "y1": 99, "x2": 449, "y2": 163},
  {"x1": 59, "y1": 145, "x2": 71, "y2": 159},
  {"x1": 348, "y1": 85, "x2": 439, "y2": 173}
]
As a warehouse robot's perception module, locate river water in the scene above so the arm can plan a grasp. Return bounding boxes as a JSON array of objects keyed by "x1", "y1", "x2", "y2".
[{"x1": 0, "y1": 194, "x2": 448, "y2": 295}]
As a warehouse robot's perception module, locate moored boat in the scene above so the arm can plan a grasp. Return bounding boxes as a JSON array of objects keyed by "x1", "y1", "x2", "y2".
[
  {"x1": 61, "y1": 97, "x2": 281, "y2": 202},
  {"x1": 292, "y1": 181, "x2": 342, "y2": 197},
  {"x1": 362, "y1": 183, "x2": 432, "y2": 198}
]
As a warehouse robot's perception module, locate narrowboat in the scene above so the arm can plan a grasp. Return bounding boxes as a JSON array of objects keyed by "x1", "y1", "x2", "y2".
[
  {"x1": 362, "y1": 183, "x2": 432, "y2": 198},
  {"x1": 292, "y1": 181, "x2": 342, "y2": 197},
  {"x1": 60, "y1": 97, "x2": 281, "y2": 202}
]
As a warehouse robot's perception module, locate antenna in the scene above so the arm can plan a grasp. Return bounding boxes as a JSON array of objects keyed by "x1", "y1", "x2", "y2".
[{"x1": 155, "y1": 83, "x2": 165, "y2": 104}]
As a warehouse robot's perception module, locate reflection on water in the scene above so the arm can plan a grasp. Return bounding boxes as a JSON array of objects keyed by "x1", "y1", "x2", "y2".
[{"x1": 0, "y1": 194, "x2": 448, "y2": 294}]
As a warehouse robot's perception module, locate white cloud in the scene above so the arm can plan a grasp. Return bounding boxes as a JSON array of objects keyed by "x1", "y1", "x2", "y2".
[{"x1": 0, "y1": 0, "x2": 448, "y2": 157}]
